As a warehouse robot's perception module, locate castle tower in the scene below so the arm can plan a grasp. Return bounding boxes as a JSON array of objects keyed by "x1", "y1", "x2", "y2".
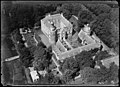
[
  {"x1": 49, "y1": 26, "x2": 55, "y2": 44},
  {"x1": 83, "y1": 24, "x2": 91, "y2": 35}
]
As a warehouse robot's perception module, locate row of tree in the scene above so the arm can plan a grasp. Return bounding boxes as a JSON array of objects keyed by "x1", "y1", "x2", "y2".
[
  {"x1": 2, "y1": 2, "x2": 58, "y2": 34},
  {"x1": 58, "y1": 3, "x2": 119, "y2": 53},
  {"x1": 80, "y1": 62, "x2": 119, "y2": 84},
  {"x1": 81, "y1": 4, "x2": 119, "y2": 53},
  {"x1": 59, "y1": 48, "x2": 100, "y2": 83},
  {"x1": 58, "y1": 47, "x2": 117, "y2": 84},
  {"x1": 32, "y1": 43, "x2": 52, "y2": 71}
]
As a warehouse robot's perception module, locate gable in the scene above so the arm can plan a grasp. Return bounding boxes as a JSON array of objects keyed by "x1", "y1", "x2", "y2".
[{"x1": 78, "y1": 29, "x2": 95, "y2": 44}]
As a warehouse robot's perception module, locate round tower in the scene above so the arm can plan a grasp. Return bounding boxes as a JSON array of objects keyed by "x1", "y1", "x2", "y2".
[
  {"x1": 49, "y1": 22, "x2": 59, "y2": 45},
  {"x1": 49, "y1": 28, "x2": 56, "y2": 44}
]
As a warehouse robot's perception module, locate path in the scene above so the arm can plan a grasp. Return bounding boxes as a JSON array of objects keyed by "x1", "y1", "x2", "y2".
[{"x1": 5, "y1": 55, "x2": 19, "y2": 62}]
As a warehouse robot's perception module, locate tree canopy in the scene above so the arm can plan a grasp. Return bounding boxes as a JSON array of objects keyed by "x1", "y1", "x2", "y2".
[
  {"x1": 33, "y1": 42, "x2": 52, "y2": 71},
  {"x1": 80, "y1": 62, "x2": 119, "y2": 84},
  {"x1": 3, "y1": 2, "x2": 119, "y2": 85},
  {"x1": 94, "y1": 51, "x2": 111, "y2": 61}
]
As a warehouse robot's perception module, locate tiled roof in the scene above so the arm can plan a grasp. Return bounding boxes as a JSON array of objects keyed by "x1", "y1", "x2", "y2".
[{"x1": 78, "y1": 29, "x2": 95, "y2": 44}]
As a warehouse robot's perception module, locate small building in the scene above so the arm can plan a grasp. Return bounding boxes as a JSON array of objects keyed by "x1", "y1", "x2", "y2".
[
  {"x1": 19, "y1": 28, "x2": 38, "y2": 48},
  {"x1": 30, "y1": 71, "x2": 39, "y2": 82},
  {"x1": 78, "y1": 25, "x2": 95, "y2": 45},
  {"x1": 38, "y1": 70, "x2": 47, "y2": 77},
  {"x1": 29, "y1": 67, "x2": 39, "y2": 82}
]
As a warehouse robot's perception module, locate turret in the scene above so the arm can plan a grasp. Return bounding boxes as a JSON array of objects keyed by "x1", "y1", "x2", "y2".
[
  {"x1": 83, "y1": 24, "x2": 91, "y2": 35},
  {"x1": 49, "y1": 28, "x2": 55, "y2": 45},
  {"x1": 49, "y1": 21, "x2": 58, "y2": 45}
]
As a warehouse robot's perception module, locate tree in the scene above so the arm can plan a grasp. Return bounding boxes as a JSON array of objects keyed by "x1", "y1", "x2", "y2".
[
  {"x1": 35, "y1": 72, "x2": 64, "y2": 85},
  {"x1": 94, "y1": 51, "x2": 111, "y2": 61},
  {"x1": 49, "y1": 75, "x2": 62, "y2": 84},
  {"x1": 72, "y1": 3, "x2": 87, "y2": 16},
  {"x1": 56, "y1": 3, "x2": 73, "y2": 20},
  {"x1": 33, "y1": 42, "x2": 51, "y2": 71},
  {"x1": 89, "y1": 48, "x2": 99, "y2": 56},
  {"x1": 91, "y1": 13, "x2": 117, "y2": 48},
  {"x1": 77, "y1": 37, "x2": 82, "y2": 43},
  {"x1": 84, "y1": 4, "x2": 111, "y2": 16},
  {"x1": 109, "y1": 8, "x2": 119, "y2": 27},
  {"x1": 33, "y1": 60, "x2": 45, "y2": 71},
  {"x1": 62, "y1": 69, "x2": 74, "y2": 83},
  {"x1": 77, "y1": 10, "x2": 95, "y2": 32},
  {"x1": 20, "y1": 55, "x2": 33, "y2": 68},
  {"x1": 11, "y1": 29, "x2": 34, "y2": 68},
  {"x1": 61, "y1": 3, "x2": 73, "y2": 12},
  {"x1": 28, "y1": 45, "x2": 37, "y2": 55},
  {"x1": 34, "y1": 44, "x2": 46, "y2": 60},
  {"x1": 17, "y1": 46, "x2": 34, "y2": 68},
  {"x1": 95, "y1": 62, "x2": 118, "y2": 84},
  {"x1": 108, "y1": 62, "x2": 119, "y2": 83},
  {"x1": 41, "y1": 72, "x2": 62, "y2": 84},
  {"x1": 91, "y1": 62, "x2": 119, "y2": 84},
  {"x1": 11, "y1": 29, "x2": 23, "y2": 43},
  {"x1": 80, "y1": 67, "x2": 98, "y2": 84},
  {"x1": 75, "y1": 50, "x2": 96, "y2": 70},
  {"x1": 60, "y1": 50, "x2": 99, "y2": 83},
  {"x1": 79, "y1": 62, "x2": 118, "y2": 85},
  {"x1": 94, "y1": 11, "x2": 119, "y2": 53},
  {"x1": 4, "y1": 3, "x2": 59, "y2": 35},
  {"x1": 33, "y1": 45, "x2": 47, "y2": 70},
  {"x1": 61, "y1": 57, "x2": 79, "y2": 73},
  {"x1": 62, "y1": 9, "x2": 72, "y2": 20}
]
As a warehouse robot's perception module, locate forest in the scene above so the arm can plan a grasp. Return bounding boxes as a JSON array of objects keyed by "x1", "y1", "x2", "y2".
[{"x1": 2, "y1": 1, "x2": 119, "y2": 85}]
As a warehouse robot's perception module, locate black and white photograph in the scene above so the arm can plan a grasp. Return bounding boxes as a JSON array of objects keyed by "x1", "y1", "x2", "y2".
[{"x1": 1, "y1": 1, "x2": 119, "y2": 86}]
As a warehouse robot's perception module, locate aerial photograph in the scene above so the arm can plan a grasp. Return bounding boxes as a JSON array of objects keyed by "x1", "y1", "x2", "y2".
[{"x1": 1, "y1": 1, "x2": 119, "y2": 86}]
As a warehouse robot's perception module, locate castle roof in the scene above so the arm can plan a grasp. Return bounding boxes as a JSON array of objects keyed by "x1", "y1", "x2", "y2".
[
  {"x1": 78, "y1": 29, "x2": 95, "y2": 44},
  {"x1": 41, "y1": 13, "x2": 72, "y2": 31}
]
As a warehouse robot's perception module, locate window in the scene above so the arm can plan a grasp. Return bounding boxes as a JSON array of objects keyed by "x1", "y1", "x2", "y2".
[
  {"x1": 83, "y1": 40, "x2": 87, "y2": 45},
  {"x1": 72, "y1": 29, "x2": 76, "y2": 35}
]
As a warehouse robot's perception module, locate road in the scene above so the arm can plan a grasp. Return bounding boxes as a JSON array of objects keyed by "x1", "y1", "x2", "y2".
[{"x1": 5, "y1": 55, "x2": 19, "y2": 62}]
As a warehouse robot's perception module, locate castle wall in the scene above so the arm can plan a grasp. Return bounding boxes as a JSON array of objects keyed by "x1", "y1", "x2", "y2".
[
  {"x1": 56, "y1": 39, "x2": 66, "y2": 52},
  {"x1": 41, "y1": 14, "x2": 110, "y2": 62},
  {"x1": 60, "y1": 42, "x2": 100, "y2": 60},
  {"x1": 41, "y1": 20, "x2": 50, "y2": 38},
  {"x1": 78, "y1": 29, "x2": 95, "y2": 45}
]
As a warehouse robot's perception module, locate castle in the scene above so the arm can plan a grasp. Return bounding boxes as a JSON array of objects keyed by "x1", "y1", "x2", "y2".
[{"x1": 41, "y1": 13, "x2": 110, "y2": 75}]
